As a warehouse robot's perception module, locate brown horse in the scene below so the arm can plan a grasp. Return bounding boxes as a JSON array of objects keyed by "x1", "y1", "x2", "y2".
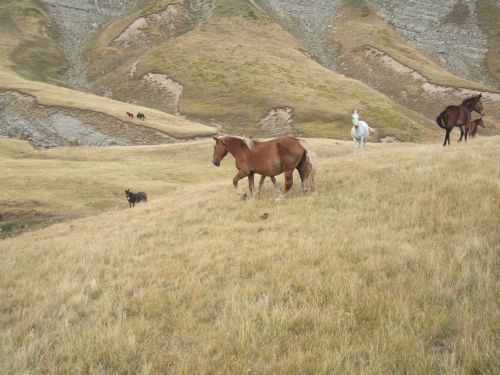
[
  {"x1": 469, "y1": 117, "x2": 485, "y2": 138},
  {"x1": 126, "y1": 111, "x2": 134, "y2": 119},
  {"x1": 436, "y1": 94, "x2": 485, "y2": 146},
  {"x1": 212, "y1": 135, "x2": 317, "y2": 200}
]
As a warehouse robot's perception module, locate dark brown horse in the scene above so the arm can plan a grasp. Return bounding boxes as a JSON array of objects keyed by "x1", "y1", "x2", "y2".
[
  {"x1": 212, "y1": 135, "x2": 317, "y2": 200},
  {"x1": 126, "y1": 111, "x2": 134, "y2": 119},
  {"x1": 436, "y1": 94, "x2": 485, "y2": 146},
  {"x1": 469, "y1": 117, "x2": 485, "y2": 138}
]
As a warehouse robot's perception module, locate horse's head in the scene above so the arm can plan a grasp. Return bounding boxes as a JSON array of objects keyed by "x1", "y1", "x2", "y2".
[
  {"x1": 212, "y1": 136, "x2": 229, "y2": 167},
  {"x1": 125, "y1": 189, "x2": 130, "y2": 198},
  {"x1": 464, "y1": 94, "x2": 485, "y2": 116},
  {"x1": 352, "y1": 110, "x2": 360, "y2": 127},
  {"x1": 473, "y1": 94, "x2": 485, "y2": 116}
]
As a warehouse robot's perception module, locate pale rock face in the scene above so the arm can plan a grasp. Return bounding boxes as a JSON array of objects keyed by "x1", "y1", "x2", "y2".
[
  {"x1": 366, "y1": 0, "x2": 491, "y2": 85},
  {"x1": 253, "y1": 0, "x2": 344, "y2": 69},
  {"x1": 254, "y1": 0, "x2": 496, "y2": 86},
  {"x1": 40, "y1": 0, "x2": 143, "y2": 87}
]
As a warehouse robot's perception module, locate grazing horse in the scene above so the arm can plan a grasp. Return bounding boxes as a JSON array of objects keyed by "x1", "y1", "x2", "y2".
[
  {"x1": 137, "y1": 112, "x2": 146, "y2": 120},
  {"x1": 351, "y1": 110, "x2": 375, "y2": 152},
  {"x1": 436, "y1": 94, "x2": 485, "y2": 146},
  {"x1": 126, "y1": 111, "x2": 134, "y2": 119},
  {"x1": 125, "y1": 189, "x2": 147, "y2": 208},
  {"x1": 212, "y1": 135, "x2": 317, "y2": 200},
  {"x1": 469, "y1": 117, "x2": 485, "y2": 138}
]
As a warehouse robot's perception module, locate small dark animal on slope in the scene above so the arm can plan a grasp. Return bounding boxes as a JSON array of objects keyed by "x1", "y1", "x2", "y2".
[
  {"x1": 137, "y1": 112, "x2": 146, "y2": 120},
  {"x1": 125, "y1": 189, "x2": 148, "y2": 208},
  {"x1": 126, "y1": 111, "x2": 134, "y2": 119}
]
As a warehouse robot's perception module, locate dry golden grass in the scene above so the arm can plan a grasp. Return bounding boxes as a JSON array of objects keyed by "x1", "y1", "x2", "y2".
[{"x1": 0, "y1": 136, "x2": 499, "y2": 374}]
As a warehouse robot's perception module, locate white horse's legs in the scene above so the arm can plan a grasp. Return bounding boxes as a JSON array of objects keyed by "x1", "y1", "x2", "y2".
[{"x1": 354, "y1": 138, "x2": 361, "y2": 152}]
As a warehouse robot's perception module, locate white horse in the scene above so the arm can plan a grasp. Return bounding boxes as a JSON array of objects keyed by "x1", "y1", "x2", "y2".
[{"x1": 351, "y1": 110, "x2": 375, "y2": 152}]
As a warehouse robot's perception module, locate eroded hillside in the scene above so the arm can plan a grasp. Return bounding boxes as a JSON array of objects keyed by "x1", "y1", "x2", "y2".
[{"x1": 1, "y1": 0, "x2": 499, "y2": 145}]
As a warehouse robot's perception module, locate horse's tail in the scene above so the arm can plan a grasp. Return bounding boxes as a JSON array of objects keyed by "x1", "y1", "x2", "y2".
[
  {"x1": 368, "y1": 126, "x2": 376, "y2": 133},
  {"x1": 436, "y1": 110, "x2": 448, "y2": 129},
  {"x1": 298, "y1": 138, "x2": 318, "y2": 194}
]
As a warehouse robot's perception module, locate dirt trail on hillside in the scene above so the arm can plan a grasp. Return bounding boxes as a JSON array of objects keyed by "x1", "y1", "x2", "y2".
[{"x1": 0, "y1": 91, "x2": 173, "y2": 148}]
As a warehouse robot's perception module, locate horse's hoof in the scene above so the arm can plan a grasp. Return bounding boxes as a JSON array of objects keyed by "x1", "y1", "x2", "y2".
[{"x1": 240, "y1": 193, "x2": 247, "y2": 201}]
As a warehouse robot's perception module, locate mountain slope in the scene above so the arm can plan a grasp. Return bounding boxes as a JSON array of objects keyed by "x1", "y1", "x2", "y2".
[
  {"x1": 0, "y1": 0, "x2": 216, "y2": 146},
  {"x1": 87, "y1": 0, "x2": 436, "y2": 141}
]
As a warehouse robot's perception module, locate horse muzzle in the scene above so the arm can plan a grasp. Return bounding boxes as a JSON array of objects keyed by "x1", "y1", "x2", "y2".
[{"x1": 213, "y1": 160, "x2": 220, "y2": 167}]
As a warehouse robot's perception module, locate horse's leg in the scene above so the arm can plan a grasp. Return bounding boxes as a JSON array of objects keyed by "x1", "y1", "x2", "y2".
[
  {"x1": 258, "y1": 175, "x2": 266, "y2": 194},
  {"x1": 270, "y1": 176, "x2": 281, "y2": 194},
  {"x1": 276, "y1": 169, "x2": 294, "y2": 201},
  {"x1": 248, "y1": 172, "x2": 256, "y2": 198},
  {"x1": 444, "y1": 129, "x2": 450, "y2": 146},
  {"x1": 458, "y1": 126, "x2": 464, "y2": 142},
  {"x1": 233, "y1": 170, "x2": 248, "y2": 200},
  {"x1": 297, "y1": 164, "x2": 308, "y2": 193}
]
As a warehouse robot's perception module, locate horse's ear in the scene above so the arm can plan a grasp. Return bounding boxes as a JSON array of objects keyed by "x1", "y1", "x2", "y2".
[
  {"x1": 212, "y1": 136, "x2": 218, "y2": 141},
  {"x1": 478, "y1": 93, "x2": 482, "y2": 99}
]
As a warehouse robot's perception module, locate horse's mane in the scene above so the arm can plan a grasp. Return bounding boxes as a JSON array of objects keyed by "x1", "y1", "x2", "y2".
[
  {"x1": 461, "y1": 95, "x2": 480, "y2": 106},
  {"x1": 222, "y1": 135, "x2": 254, "y2": 150}
]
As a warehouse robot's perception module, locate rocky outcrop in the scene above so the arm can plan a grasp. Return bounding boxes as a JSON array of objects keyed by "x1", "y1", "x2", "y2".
[
  {"x1": 140, "y1": 73, "x2": 184, "y2": 115},
  {"x1": 253, "y1": 0, "x2": 342, "y2": 69},
  {"x1": 40, "y1": 0, "x2": 143, "y2": 87},
  {"x1": 366, "y1": 0, "x2": 494, "y2": 86},
  {"x1": 113, "y1": 4, "x2": 190, "y2": 46},
  {"x1": 0, "y1": 91, "x2": 172, "y2": 148},
  {"x1": 257, "y1": 107, "x2": 293, "y2": 136},
  {"x1": 253, "y1": 0, "x2": 497, "y2": 87}
]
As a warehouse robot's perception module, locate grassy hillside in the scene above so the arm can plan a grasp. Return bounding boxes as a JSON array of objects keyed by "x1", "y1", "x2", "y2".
[
  {"x1": 477, "y1": 0, "x2": 500, "y2": 83},
  {"x1": 0, "y1": 1, "x2": 215, "y2": 139},
  {"x1": 0, "y1": 136, "x2": 499, "y2": 373},
  {"x1": 332, "y1": 2, "x2": 489, "y2": 91},
  {"x1": 330, "y1": 2, "x2": 500, "y2": 132},
  {"x1": 0, "y1": 0, "x2": 67, "y2": 83},
  {"x1": 88, "y1": 0, "x2": 437, "y2": 142}
]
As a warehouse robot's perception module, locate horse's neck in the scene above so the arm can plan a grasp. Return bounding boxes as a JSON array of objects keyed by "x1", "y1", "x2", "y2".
[
  {"x1": 461, "y1": 101, "x2": 475, "y2": 112},
  {"x1": 225, "y1": 137, "x2": 250, "y2": 157}
]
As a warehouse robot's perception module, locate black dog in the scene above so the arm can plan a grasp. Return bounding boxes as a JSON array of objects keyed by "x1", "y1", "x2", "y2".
[
  {"x1": 125, "y1": 189, "x2": 148, "y2": 208},
  {"x1": 136, "y1": 112, "x2": 145, "y2": 120}
]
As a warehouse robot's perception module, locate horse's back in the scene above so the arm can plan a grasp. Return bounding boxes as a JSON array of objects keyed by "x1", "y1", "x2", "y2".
[{"x1": 250, "y1": 136, "x2": 304, "y2": 175}]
